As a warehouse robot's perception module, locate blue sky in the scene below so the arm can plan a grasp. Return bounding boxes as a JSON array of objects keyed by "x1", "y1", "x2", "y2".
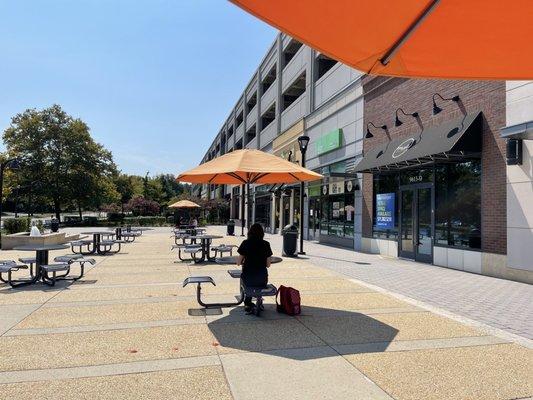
[{"x1": 0, "y1": 0, "x2": 276, "y2": 175}]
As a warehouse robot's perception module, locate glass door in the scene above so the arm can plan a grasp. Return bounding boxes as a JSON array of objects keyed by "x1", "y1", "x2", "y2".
[
  {"x1": 308, "y1": 198, "x2": 320, "y2": 240},
  {"x1": 416, "y1": 187, "x2": 433, "y2": 263},
  {"x1": 399, "y1": 190, "x2": 415, "y2": 258},
  {"x1": 399, "y1": 185, "x2": 433, "y2": 263}
]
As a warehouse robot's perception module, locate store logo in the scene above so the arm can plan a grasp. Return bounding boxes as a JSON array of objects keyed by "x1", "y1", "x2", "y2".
[
  {"x1": 346, "y1": 181, "x2": 353, "y2": 192},
  {"x1": 322, "y1": 185, "x2": 328, "y2": 195},
  {"x1": 392, "y1": 138, "x2": 415, "y2": 159}
]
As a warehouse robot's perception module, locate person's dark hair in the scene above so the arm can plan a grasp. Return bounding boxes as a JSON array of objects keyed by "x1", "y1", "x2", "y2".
[{"x1": 247, "y1": 223, "x2": 264, "y2": 240}]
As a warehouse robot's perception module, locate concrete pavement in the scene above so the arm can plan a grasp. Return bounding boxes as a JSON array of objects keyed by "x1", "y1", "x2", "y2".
[{"x1": 0, "y1": 226, "x2": 531, "y2": 399}]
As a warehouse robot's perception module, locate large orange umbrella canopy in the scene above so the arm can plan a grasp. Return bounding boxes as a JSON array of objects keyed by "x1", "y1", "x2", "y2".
[
  {"x1": 231, "y1": 0, "x2": 533, "y2": 80},
  {"x1": 168, "y1": 200, "x2": 201, "y2": 209},
  {"x1": 176, "y1": 149, "x2": 322, "y2": 184}
]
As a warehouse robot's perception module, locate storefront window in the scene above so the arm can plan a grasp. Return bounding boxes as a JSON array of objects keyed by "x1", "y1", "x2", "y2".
[
  {"x1": 255, "y1": 194, "x2": 271, "y2": 229},
  {"x1": 344, "y1": 189, "x2": 355, "y2": 238},
  {"x1": 435, "y1": 161, "x2": 481, "y2": 249},
  {"x1": 372, "y1": 174, "x2": 399, "y2": 239},
  {"x1": 320, "y1": 198, "x2": 329, "y2": 235},
  {"x1": 328, "y1": 194, "x2": 345, "y2": 236},
  {"x1": 293, "y1": 188, "x2": 300, "y2": 226},
  {"x1": 316, "y1": 161, "x2": 356, "y2": 241}
]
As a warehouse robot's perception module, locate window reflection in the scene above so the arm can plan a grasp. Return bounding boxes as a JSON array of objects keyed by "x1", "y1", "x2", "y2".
[{"x1": 435, "y1": 161, "x2": 481, "y2": 249}]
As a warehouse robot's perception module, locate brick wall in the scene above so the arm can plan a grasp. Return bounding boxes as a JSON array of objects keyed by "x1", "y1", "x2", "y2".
[{"x1": 361, "y1": 77, "x2": 506, "y2": 255}]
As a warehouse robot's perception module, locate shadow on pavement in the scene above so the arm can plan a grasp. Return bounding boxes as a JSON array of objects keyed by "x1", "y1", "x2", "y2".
[{"x1": 201, "y1": 304, "x2": 399, "y2": 359}]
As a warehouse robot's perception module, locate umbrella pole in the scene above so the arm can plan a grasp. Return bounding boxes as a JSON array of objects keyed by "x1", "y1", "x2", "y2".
[
  {"x1": 240, "y1": 184, "x2": 245, "y2": 236},
  {"x1": 246, "y1": 182, "x2": 251, "y2": 231}
]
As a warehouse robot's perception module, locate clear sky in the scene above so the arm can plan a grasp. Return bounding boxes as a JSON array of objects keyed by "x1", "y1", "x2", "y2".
[{"x1": 0, "y1": 0, "x2": 276, "y2": 175}]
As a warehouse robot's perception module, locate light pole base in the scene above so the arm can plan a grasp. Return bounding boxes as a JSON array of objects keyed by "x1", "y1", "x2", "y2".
[{"x1": 298, "y1": 251, "x2": 306, "y2": 255}]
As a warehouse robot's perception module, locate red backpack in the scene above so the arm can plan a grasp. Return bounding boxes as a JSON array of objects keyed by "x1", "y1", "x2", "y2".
[{"x1": 276, "y1": 285, "x2": 301, "y2": 316}]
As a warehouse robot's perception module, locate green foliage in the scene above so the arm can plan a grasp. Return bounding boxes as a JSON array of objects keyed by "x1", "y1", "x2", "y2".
[
  {"x1": 4, "y1": 217, "x2": 31, "y2": 234},
  {"x1": 107, "y1": 212, "x2": 125, "y2": 222},
  {"x1": 2, "y1": 105, "x2": 190, "y2": 218},
  {"x1": 125, "y1": 196, "x2": 160, "y2": 216},
  {"x1": 3, "y1": 105, "x2": 117, "y2": 219}
]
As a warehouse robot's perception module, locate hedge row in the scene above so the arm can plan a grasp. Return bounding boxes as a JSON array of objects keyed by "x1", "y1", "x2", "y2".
[
  {"x1": 105, "y1": 216, "x2": 170, "y2": 227},
  {"x1": 3, "y1": 217, "x2": 32, "y2": 234}
]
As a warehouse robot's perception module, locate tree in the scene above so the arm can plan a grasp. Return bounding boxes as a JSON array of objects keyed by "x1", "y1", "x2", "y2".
[
  {"x1": 3, "y1": 105, "x2": 117, "y2": 220},
  {"x1": 125, "y1": 196, "x2": 160, "y2": 216},
  {"x1": 113, "y1": 174, "x2": 135, "y2": 213},
  {"x1": 157, "y1": 174, "x2": 186, "y2": 203}
]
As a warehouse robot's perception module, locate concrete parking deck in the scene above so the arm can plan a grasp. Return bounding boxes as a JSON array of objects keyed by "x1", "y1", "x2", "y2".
[{"x1": 0, "y1": 227, "x2": 531, "y2": 400}]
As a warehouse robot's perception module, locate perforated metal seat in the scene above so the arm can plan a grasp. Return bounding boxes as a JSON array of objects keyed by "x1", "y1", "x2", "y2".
[
  {"x1": 182, "y1": 276, "x2": 216, "y2": 287},
  {"x1": 227, "y1": 269, "x2": 242, "y2": 278},
  {"x1": 54, "y1": 254, "x2": 83, "y2": 263},
  {"x1": 41, "y1": 263, "x2": 70, "y2": 273},
  {"x1": 0, "y1": 261, "x2": 31, "y2": 287},
  {"x1": 70, "y1": 240, "x2": 94, "y2": 255},
  {"x1": 41, "y1": 263, "x2": 71, "y2": 286},
  {"x1": 244, "y1": 284, "x2": 277, "y2": 298}
]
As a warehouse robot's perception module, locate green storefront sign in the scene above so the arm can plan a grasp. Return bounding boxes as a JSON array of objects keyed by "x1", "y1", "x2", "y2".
[
  {"x1": 308, "y1": 185, "x2": 321, "y2": 197},
  {"x1": 316, "y1": 129, "x2": 343, "y2": 155}
]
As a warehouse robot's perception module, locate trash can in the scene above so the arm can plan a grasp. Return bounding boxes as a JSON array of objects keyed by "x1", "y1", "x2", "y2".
[
  {"x1": 282, "y1": 224, "x2": 298, "y2": 257},
  {"x1": 227, "y1": 219, "x2": 235, "y2": 236},
  {"x1": 50, "y1": 218, "x2": 59, "y2": 233}
]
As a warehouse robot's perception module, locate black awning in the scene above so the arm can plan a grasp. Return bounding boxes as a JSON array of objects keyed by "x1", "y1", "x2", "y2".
[{"x1": 355, "y1": 112, "x2": 482, "y2": 173}]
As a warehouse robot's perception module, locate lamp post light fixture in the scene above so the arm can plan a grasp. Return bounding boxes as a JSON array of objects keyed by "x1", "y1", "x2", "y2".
[
  {"x1": 297, "y1": 135, "x2": 310, "y2": 255},
  {"x1": 365, "y1": 122, "x2": 388, "y2": 138},
  {"x1": 0, "y1": 157, "x2": 21, "y2": 241},
  {"x1": 395, "y1": 108, "x2": 419, "y2": 127},
  {"x1": 432, "y1": 93, "x2": 460, "y2": 115}
]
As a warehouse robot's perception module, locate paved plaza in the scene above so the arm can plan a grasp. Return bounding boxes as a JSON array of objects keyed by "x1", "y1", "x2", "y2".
[{"x1": 0, "y1": 227, "x2": 531, "y2": 400}]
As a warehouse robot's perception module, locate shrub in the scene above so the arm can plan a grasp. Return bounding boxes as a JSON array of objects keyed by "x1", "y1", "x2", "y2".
[
  {"x1": 4, "y1": 217, "x2": 31, "y2": 234},
  {"x1": 83, "y1": 216, "x2": 98, "y2": 226},
  {"x1": 107, "y1": 212, "x2": 125, "y2": 222},
  {"x1": 101, "y1": 203, "x2": 121, "y2": 213},
  {"x1": 125, "y1": 196, "x2": 160, "y2": 216}
]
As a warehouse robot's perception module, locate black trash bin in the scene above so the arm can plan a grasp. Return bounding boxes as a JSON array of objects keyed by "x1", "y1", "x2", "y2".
[
  {"x1": 282, "y1": 224, "x2": 298, "y2": 257},
  {"x1": 50, "y1": 218, "x2": 59, "y2": 233},
  {"x1": 227, "y1": 219, "x2": 235, "y2": 236}
]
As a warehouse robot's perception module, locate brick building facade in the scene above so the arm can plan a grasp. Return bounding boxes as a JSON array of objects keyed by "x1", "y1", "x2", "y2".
[{"x1": 357, "y1": 77, "x2": 522, "y2": 281}]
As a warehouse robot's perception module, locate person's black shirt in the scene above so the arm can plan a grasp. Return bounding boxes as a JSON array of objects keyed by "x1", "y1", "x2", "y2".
[{"x1": 237, "y1": 238, "x2": 273, "y2": 287}]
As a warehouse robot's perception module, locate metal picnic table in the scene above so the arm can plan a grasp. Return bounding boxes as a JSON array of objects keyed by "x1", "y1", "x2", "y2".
[
  {"x1": 188, "y1": 234, "x2": 223, "y2": 263},
  {"x1": 80, "y1": 230, "x2": 117, "y2": 255},
  {"x1": 12, "y1": 243, "x2": 70, "y2": 285}
]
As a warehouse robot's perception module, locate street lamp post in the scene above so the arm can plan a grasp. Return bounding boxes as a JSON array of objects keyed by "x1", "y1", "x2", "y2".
[
  {"x1": 297, "y1": 135, "x2": 310, "y2": 255},
  {"x1": 0, "y1": 157, "x2": 21, "y2": 241}
]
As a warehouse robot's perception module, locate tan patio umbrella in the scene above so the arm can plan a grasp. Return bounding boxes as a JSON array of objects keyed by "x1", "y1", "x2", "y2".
[
  {"x1": 168, "y1": 200, "x2": 201, "y2": 208},
  {"x1": 176, "y1": 149, "x2": 322, "y2": 234},
  {"x1": 168, "y1": 200, "x2": 201, "y2": 227},
  {"x1": 176, "y1": 149, "x2": 322, "y2": 185}
]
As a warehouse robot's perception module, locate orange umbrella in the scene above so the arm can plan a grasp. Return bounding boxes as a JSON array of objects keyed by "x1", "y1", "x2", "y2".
[
  {"x1": 230, "y1": 0, "x2": 533, "y2": 80},
  {"x1": 176, "y1": 149, "x2": 322, "y2": 185},
  {"x1": 168, "y1": 200, "x2": 201, "y2": 208}
]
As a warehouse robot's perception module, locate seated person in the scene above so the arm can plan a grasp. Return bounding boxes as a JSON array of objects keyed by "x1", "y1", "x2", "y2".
[{"x1": 237, "y1": 223, "x2": 273, "y2": 314}]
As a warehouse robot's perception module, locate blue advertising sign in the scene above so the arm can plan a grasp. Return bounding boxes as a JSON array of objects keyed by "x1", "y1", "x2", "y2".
[{"x1": 376, "y1": 193, "x2": 395, "y2": 229}]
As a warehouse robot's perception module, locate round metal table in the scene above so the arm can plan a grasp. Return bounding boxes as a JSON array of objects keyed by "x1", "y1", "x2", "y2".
[{"x1": 215, "y1": 255, "x2": 283, "y2": 265}]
